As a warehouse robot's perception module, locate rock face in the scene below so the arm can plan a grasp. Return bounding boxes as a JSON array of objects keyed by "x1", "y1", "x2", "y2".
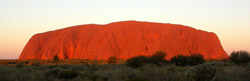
[{"x1": 19, "y1": 21, "x2": 228, "y2": 60}]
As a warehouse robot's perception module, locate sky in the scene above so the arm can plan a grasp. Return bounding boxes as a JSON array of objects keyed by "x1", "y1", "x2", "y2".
[{"x1": 0, "y1": 0, "x2": 250, "y2": 59}]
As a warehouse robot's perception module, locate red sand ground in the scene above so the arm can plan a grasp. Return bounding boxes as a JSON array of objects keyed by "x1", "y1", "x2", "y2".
[{"x1": 19, "y1": 21, "x2": 228, "y2": 60}]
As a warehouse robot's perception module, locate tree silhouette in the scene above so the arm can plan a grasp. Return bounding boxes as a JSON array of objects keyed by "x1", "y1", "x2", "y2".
[
  {"x1": 125, "y1": 56, "x2": 148, "y2": 68},
  {"x1": 230, "y1": 50, "x2": 250, "y2": 65},
  {"x1": 108, "y1": 56, "x2": 118, "y2": 64},
  {"x1": 53, "y1": 55, "x2": 59, "y2": 66},
  {"x1": 170, "y1": 53, "x2": 205, "y2": 66},
  {"x1": 148, "y1": 51, "x2": 167, "y2": 66}
]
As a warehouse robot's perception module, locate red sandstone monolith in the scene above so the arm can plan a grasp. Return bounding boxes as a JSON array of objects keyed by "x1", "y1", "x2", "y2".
[{"x1": 19, "y1": 21, "x2": 228, "y2": 60}]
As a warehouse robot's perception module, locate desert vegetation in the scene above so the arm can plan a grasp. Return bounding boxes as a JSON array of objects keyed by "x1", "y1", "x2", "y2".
[
  {"x1": 0, "y1": 50, "x2": 250, "y2": 81},
  {"x1": 108, "y1": 56, "x2": 117, "y2": 64},
  {"x1": 54, "y1": 55, "x2": 60, "y2": 66},
  {"x1": 170, "y1": 53, "x2": 205, "y2": 66},
  {"x1": 229, "y1": 50, "x2": 250, "y2": 65}
]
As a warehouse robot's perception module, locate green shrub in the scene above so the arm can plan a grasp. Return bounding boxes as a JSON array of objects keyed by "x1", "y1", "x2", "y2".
[
  {"x1": 108, "y1": 56, "x2": 117, "y2": 64},
  {"x1": 187, "y1": 64, "x2": 219, "y2": 81},
  {"x1": 126, "y1": 77, "x2": 148, "y2": 81},
  {"x1": 16, "y1": 62, "x2": 24, "y2": 68},
  {"x1": 60, "y1": 64, "x2": 69, "y2": 69},
  {"x1": 125, "y1": 56, "x2": 148, "y2": 68},
  {"x1": 230, "y1": 51, "x2": 250, "y2": 65},
  {"x1": 148, "y1": 51, "x2": 167, "y2": 66},
  {"x1": 242, "y1": 63, "x2": 250, "y2": 81},
  {"x1": 31, "y1": 62, "x2": 41, "y2": 66},
  {"x1": 170, "y1": 55, "x2": 190, "y2": 66},
  {"x1": 189, "y1": 53, "x2": 205, "y2": 66},
  {"x1": 46, "y1": 68, "x2": 62, "y2": 78},
  {"x1": 125, "y1": 51, "x2": 167, "y2": 67},
  {"x1": 140, "y1": 65, "x2": 170, "y2": 81},
  {"x1": 221, "y1": 58, "x2": 230, "y2": 62},
  {"x1": 0, "y1": 67, "x2": 9, "y2": 81},
  {"x1": 46, "y1": 68, "x2": 79, "y2": 80},
  {"x1": 59, "y1": 70, "x2": 79, "y2": 80},
  {"x1": 53, "y1": 55, "x2": 59, "y2": 66},
  {"x1": 211, "y1": 75, "x2": 231, "y2": 81},
  {"x1": 88, "y1": 64, "x2": 99, "y2": 71},
  {"x1": 170, "y1": 54, "x2": 205, "y2": 66}
]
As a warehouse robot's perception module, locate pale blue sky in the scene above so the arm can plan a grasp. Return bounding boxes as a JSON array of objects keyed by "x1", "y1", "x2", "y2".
[{"x1": 0, "y1": 0, "x2": 250, "y2": 59}]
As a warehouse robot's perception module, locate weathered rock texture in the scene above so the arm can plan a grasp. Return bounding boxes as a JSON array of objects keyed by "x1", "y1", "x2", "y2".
[{"x1": 19, "y1": 21, "x2": 228, "y2": 60}]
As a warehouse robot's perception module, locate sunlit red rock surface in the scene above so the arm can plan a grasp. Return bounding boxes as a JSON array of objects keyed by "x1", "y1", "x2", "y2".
[{"x1": 19, "y1": 21, "x2": 228, "y2": 60}]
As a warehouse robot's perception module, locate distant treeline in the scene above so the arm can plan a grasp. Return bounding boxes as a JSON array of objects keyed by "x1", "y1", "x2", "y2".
[
  {"x1": 1, "y1": 50, "x2": 249, "y2": 67},
  {"x1": 0, "y1": 59, "x2": 126, "y2": 66}
]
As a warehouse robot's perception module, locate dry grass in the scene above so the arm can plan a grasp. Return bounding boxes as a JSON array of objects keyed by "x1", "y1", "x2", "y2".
[{"x1": 0, "y1": 61, "x2": 249, "y2": 81}]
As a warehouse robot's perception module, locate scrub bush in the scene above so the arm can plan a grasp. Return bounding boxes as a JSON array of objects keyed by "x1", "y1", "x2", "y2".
[
  {"x1": 148, "y1": 51, "x2": 167, "y2": 66},
  {"x1": 108, "y1": 56, "x2": 117, "y2": 64},
  {"x1": 187, "y1": 64, "x2": 221, "y2": 81},
  {"x1": 230, "y1": 51, "x2": 250, "y2": 65},
  {"x1": 125, "y1": 56, "x2": 148, "y2": 68},
  {"x1": 170, "y1": 54, "x2": 205, "y2": 66}
]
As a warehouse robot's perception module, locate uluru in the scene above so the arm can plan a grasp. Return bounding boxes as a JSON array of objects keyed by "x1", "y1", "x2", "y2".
[{"x1": 19, "y1": 21, "x2": 228, "y2": 60}]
